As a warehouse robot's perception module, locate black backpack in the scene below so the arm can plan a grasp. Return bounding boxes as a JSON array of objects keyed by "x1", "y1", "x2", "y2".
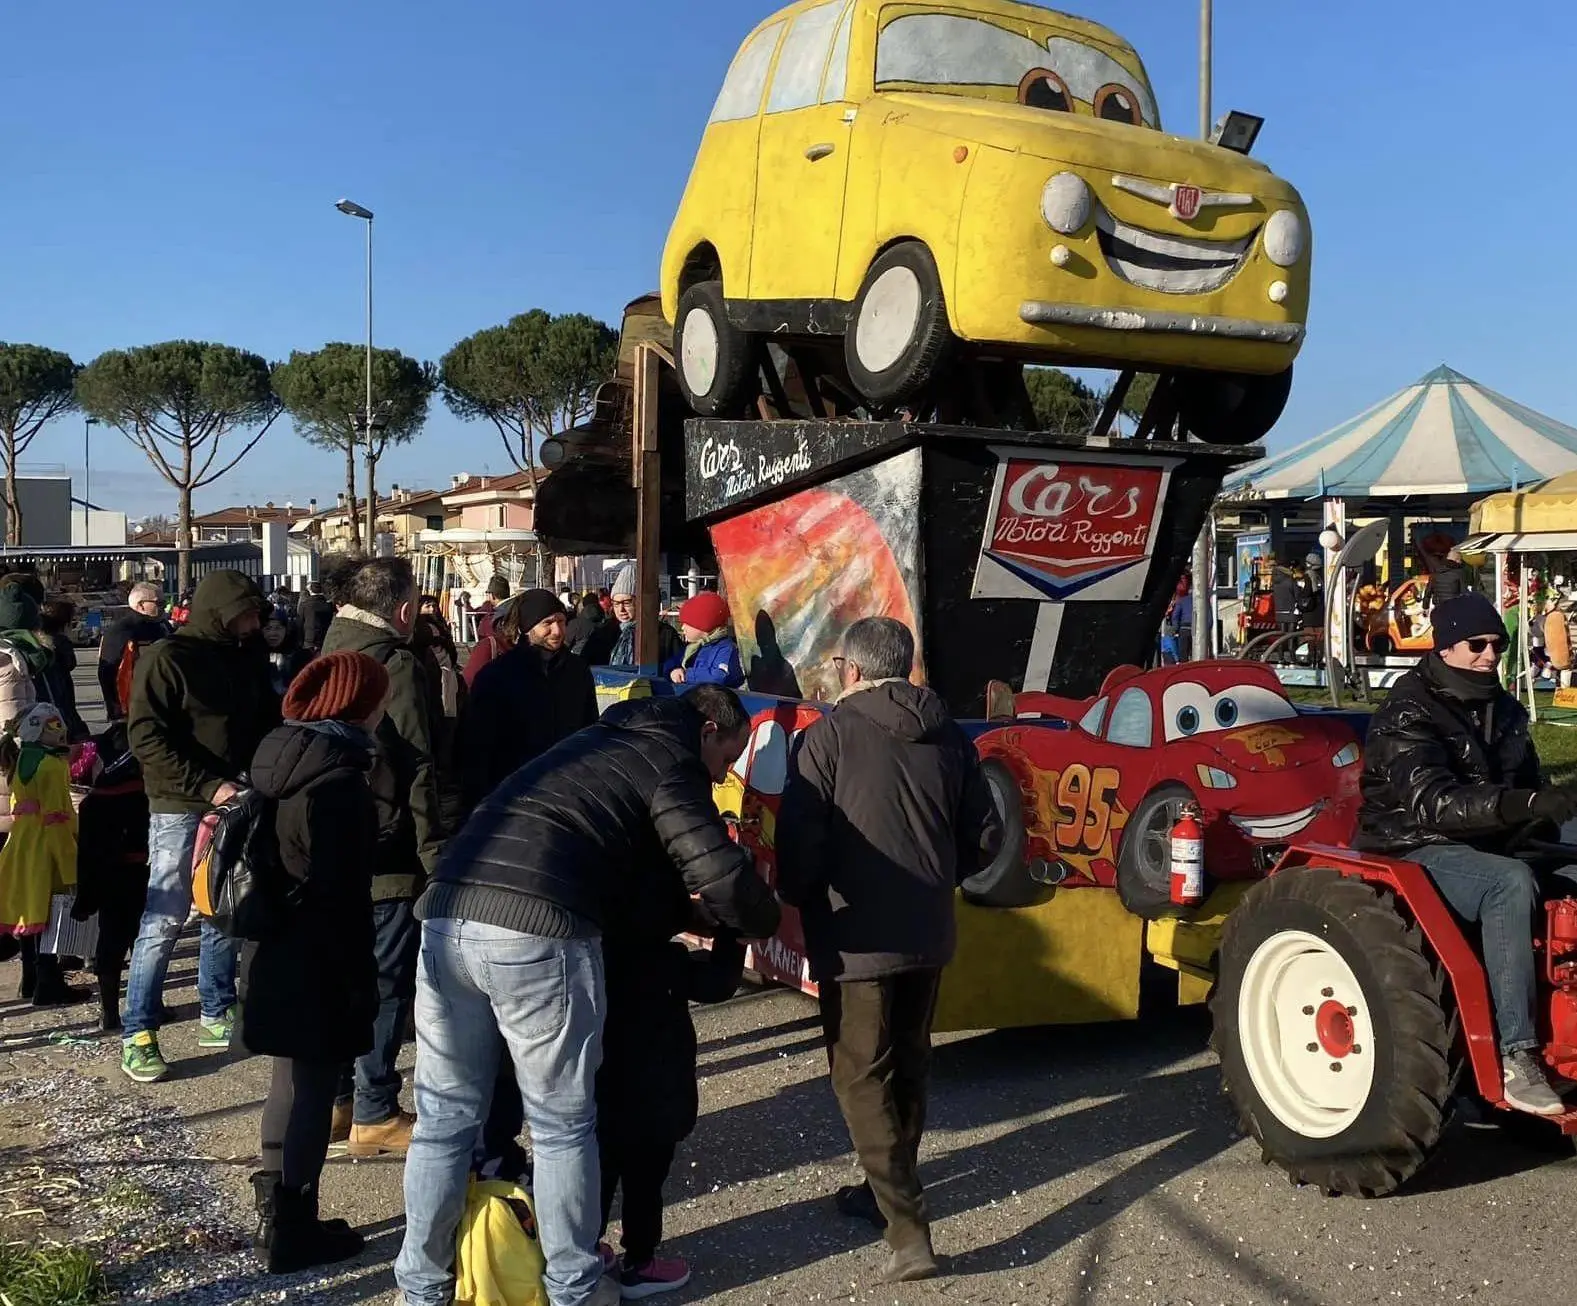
[{"x1": 191, "y1": 787, "x2": 291, "y2": 940}]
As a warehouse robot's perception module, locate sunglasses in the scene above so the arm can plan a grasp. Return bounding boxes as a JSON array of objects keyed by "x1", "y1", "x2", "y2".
[{"x1": 1465, "y1": 637, "x2": 1505, "y2": 655}]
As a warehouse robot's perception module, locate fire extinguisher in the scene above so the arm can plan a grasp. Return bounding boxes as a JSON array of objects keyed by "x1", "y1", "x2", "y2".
[{"x1": 1170, "y1": 801, "x2": 1206, "y2": 907}]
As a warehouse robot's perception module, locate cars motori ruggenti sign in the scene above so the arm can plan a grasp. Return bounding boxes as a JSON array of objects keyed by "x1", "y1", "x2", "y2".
[{"x1": 971, "y1": 448, "x2": 1179, "y2": 602}]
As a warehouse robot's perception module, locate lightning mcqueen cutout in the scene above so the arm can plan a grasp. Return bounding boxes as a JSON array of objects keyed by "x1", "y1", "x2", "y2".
[{"x1": 965, "y1": 661, "x2": 1362, "y2": 917}]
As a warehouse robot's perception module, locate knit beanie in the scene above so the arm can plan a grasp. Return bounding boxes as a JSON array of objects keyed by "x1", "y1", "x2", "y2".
[
  {"x1": 1431, "y1": 592, "x2": 1507, "y2": 651},
  {"x1": 283, "y1": 651, "x2": 391, "y2": 723},
  {"x1": 679, "y1": 590, "x2": 730, "y2": 633},
  {"x1": 513, "y1": 588, "x2": 566, "y2": 634},
  {"x1": 0, "y1": 584, "x2": 40, "y2": 633},
  {"x1": 610, "y1": 564, "x2": 637, "y2": 601}
]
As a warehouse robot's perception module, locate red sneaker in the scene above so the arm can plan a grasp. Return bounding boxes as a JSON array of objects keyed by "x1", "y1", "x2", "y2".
[{"x1": 618, "y1": 1254, "x2": 691, "y2": 1298}]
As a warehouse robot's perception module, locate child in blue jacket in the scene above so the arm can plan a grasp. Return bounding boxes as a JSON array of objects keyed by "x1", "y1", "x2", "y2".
[{"x1": 664, "y1": 591, "x2": 744, "y2": 688}]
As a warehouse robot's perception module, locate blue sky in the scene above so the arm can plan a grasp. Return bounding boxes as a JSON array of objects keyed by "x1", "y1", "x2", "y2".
[{"x1": 5, "y1": 0, "x2": 1575, "y2": 518}]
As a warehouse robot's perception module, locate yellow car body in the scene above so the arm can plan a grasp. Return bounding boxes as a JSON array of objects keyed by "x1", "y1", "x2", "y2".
[{"x1": 660, "y1": 0, "x2": 1310, "y2": 379}]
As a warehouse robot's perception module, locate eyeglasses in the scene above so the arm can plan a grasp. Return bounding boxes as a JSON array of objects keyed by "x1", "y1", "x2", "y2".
[{"x1": 1465, "y1": 637, "x2": 1506, "y2": 655}]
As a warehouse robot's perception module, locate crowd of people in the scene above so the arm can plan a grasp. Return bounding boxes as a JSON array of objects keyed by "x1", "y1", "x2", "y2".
[{"x1": 0, "y1": 559, "x2": 1005, "y2": 1304}]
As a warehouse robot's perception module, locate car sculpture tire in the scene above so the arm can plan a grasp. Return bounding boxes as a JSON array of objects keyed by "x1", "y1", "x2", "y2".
[
  {"x1": 1210, "y1": 867, "x2": 1460, "y2": 1196},
  {"x1": 1175, "y1": 366, "x2": 1294, "y2": 446},
  {"x1": 844, "y1": 243, "x2": 952, "y2": 408},
  {"x1": 675, "y1": 280, "x2": 755, "y2": 417},
  {"x1": 1115, "y1": 783, "x2": 1194, "y2": 919},
  {"x1": 960, "y1": 758, "x2": 1048, "y2": 909}
]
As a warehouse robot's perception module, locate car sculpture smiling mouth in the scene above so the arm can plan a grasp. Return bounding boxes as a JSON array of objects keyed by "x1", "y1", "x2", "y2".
[{"x1": 661, "y1": 0, "x2": 1312, "y2": 443}]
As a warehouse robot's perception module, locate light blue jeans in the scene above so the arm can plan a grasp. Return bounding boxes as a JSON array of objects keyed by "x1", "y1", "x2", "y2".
[
  {"x1": 395, "y1": 920, "x2": 606, "y2": 1306},
  {"x1": 122, "y1": 811, "x2": 237, "y2": 1038}
]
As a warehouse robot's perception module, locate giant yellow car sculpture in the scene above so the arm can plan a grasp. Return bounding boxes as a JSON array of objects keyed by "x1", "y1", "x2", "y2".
[{"x1": 660, "y1": 0, "x2": 1311, "y2": 444}]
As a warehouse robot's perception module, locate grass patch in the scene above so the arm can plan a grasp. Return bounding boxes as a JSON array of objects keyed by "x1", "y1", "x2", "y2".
[
  {"x1": 97, "y1": 1177, "x2": 158, "y2": 1215},
  {"x1": 0, "y1": 1241, "x2": 108, "y2": 1306}
]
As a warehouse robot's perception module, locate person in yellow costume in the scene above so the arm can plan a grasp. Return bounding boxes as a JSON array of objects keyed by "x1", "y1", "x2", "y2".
[{"x1": 0, "y1": 703, "x2": 78, "y2": 936}]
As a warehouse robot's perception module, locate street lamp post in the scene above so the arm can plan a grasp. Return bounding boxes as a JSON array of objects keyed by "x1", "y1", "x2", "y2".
[
  {"x1": 83, "y1": 416, "x2": 98, "y2": 545},
  {"x1": 335, "y1": 198, "x2": 376, "y2": 551},
  {"x1": 1190, "y1": 0, "x2": 1214, "y2": 663}
]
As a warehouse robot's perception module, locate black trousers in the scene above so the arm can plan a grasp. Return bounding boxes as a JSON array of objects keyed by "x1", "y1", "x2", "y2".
[
  {"x1": 819, "y1": 969, "x2": 943, "y2": 1252},
  {"x1": 261, "y1": 1057, "x2": 341, "y2": 1189},
  {"x1": 17, "y1": 940, "x2": 64, "y2": 1000},
  {"x1": 599, "y1": 1134, "x2": 676, "y2": 1267}
]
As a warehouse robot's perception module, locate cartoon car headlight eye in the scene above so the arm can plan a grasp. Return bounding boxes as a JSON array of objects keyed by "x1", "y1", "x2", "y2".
[
  {"x1": 1197, "y1": 765, "x2": 1238, "y2": 790},
  {"x1": 1332, "y1": 742, "x2": 1361, "y2": 768},
  {"x1": 1018, "y1": 68, "x2": 1072, "y2": 113},
  {"x1": 1214, "y1": 697, "x2": 1240, "y2": 727},
  {"x1": 1175, "y1": 705, "x2": 1201, "y2": 735},
  {"x1": 1264, "y1": 209, "x2": 1306, "y2": 268},
  {"x1": 1095, "y1": 84, "x2": 1143, "y2": 126},
  {"x1": 1041, "y1": 171, "x2": 1092, "y2": 235}
]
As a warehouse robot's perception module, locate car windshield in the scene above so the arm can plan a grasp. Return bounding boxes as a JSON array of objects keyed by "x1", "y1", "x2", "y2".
[
  {"x1": 1160, "y1": 681, "x2": 1297, "y2": 744},
  {"x1": 874, "y1": 12, "x2": 1157, "y2": 128}
]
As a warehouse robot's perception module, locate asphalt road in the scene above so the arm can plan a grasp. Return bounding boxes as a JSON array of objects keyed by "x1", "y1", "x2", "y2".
[{"x1": 0, "y1": 665, "x2": 1570, "y2": 1304}]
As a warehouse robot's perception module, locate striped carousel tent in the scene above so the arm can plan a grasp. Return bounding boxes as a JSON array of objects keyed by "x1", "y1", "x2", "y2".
[{"x1": 1223, "y1": 365, "x2": 1577, "y2": 501}]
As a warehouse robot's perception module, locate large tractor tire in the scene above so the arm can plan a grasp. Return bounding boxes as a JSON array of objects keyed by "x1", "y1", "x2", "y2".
[
  {"x1": 1210, "y1": 867, "x2": 1460, "y2": 1196},
  {"x1": 675, "y1": 280, "x2": 756, "y2": 417},
  {"x1": 1174, "y1": 366, "x2": 1294, "y2": 446},
  {"x1": 844, "y1": 242, "x2": 953, "y2": 409}
]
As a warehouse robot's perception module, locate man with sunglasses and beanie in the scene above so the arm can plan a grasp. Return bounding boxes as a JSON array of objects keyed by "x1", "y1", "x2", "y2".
[{"x1": 1358, "y1": 590, "x2": 1577, "y2": 1116}]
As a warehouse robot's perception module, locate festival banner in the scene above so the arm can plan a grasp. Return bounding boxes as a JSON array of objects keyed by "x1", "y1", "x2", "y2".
[{"x1": 971, "y1": 448, "x2": 1178, "y2": 602}]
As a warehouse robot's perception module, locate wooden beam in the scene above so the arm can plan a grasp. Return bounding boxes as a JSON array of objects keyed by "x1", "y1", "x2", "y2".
[{"x1": 633, "y1": 342, "x2": 664, "y2": 667}]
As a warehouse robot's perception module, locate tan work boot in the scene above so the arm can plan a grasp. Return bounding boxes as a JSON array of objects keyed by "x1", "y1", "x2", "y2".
[
  {"x1": 329, "y1": 1101, "x2": 354, "y2": 1145},
  {"x1": 346, "y1": 1110, "x2": 416, "y2": 1157}
]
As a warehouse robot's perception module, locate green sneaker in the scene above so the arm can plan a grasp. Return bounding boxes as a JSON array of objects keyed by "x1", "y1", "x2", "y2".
[
  {"x1": 121, "y1": 1032, "x2": 169, "y2": 1083},
  {"x1": 197, "y1": 1006, "x2": 236, "y2": 1049}
]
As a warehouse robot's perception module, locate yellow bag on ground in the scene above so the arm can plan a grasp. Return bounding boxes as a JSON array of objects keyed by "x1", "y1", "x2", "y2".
[{"x1": 454, "y1": 1178, "x2": 548, "y2": 1306}]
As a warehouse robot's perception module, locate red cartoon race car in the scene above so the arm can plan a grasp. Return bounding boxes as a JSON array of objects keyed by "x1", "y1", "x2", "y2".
[{"x1": 965, "y1": 661, "x2": 1362, "y2": 917}]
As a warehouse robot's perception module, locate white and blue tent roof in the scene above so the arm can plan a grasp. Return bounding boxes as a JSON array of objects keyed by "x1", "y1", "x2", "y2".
[{"x1": 1223, "y1": 366, "x2": 1577, "y2": 501}]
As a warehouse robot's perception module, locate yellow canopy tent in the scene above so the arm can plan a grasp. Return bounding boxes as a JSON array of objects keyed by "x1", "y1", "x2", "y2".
[{"x1": 1467, "y1": 470, "x2": 1577, "y2": 548}]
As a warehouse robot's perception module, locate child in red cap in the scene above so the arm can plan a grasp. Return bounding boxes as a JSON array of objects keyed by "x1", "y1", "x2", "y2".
[{"x1": 663, "y1": 590, "x2": 744, "y2": 688}]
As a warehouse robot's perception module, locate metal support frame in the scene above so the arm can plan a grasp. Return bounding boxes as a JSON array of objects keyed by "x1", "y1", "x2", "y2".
[{"x1": 632, "y1": 342, "x2": 672, "y2": 667}]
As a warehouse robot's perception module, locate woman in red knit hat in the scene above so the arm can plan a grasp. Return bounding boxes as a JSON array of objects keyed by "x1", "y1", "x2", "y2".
[
  {"x1": 237, "y1": 650, "x2": 390, "y2": 1274},
  {"x1": 662, "y1": 590, "x2": 744, "y2": 688}
]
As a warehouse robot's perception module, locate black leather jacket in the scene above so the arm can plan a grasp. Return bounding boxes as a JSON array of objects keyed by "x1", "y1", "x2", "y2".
[
  {"x1": 420, "y1": 696, "x2": 781, "y2": 943},
  {"x1": 1355, "y1": 658, "x2": 1540, "y2": 854}
]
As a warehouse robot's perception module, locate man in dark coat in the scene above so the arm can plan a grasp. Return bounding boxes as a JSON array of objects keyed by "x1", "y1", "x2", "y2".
[
  {"x1": 122, "y1": 570, "x2": 276, "y2": 1082},
  {"x1": 321, "y1": 557, "x2": 442, "y2": 1156},
  {"x1": 778, "y1": 617, "x2": 1000, "y2": 1284},
  {"x1": 461, "y1": 588, "x2": 599, "y2": 808},
  {"x1": 394, "y1": 686, "x2": 781, "y2": 1306},
  {"x1": 297, "y1": 580, "x2": 334, "y2": 654},
  {"x1": 1424, "y1": 547, "x2": 1468, "y2": 612},
  {"x1": 1357, "y1": 592, "x2": 1577, "y2": 1117},
  {"x1": 564, "y1": 594, "x2": 607, "y2": 656},
  {"x1": 97, "y1": 581, "x2": 168, "y2": 719}
]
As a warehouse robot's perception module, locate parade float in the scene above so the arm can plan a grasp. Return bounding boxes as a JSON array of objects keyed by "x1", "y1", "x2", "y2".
[{"x1": 535, "y1": 0, "x2": 1350, "y2": 1032}]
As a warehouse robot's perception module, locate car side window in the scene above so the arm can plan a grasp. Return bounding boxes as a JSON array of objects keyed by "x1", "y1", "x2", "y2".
[
  {"x1": 710, "y1": 20, "x2": 787, "y2": 124},
  {"x1": 1105, "y1": 687, "x2": 1153, "y2": 749},
  {"x1": 1078, "y1": 696, "x2": 1109, "y2": 735},
  {"x1": 745, "y1": 720, "x2": 791, "y2": 795},
  {"x1": 820, "y1": 3, "x2": 855, "y2": 103},
  {"x1": 766, "y1": 2, "x2": 845, "y2": 114}
]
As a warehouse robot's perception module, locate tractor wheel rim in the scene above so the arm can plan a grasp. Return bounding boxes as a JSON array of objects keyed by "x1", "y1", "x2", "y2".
[
  {"x1": 681, "y1": 307, "x2": 720, "y2": 397},
  {"x1": 1237, "y1": 928, "x2": 1376, "y2": 1139},
  {"x1": 856, "y1": 266, "x2": 922, "y2": 374}
]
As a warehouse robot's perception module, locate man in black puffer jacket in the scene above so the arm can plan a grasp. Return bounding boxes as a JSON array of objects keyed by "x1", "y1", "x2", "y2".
[
  {"x1": 778, "y1": 617, "x2": 1000, "y2": 1285},
  {"x1": 1358, "y1": 592, "x2": 1577, "y2": 1118},
  {"x1": 394, "y1": 685, "x2": 780, "y2": 1306}
]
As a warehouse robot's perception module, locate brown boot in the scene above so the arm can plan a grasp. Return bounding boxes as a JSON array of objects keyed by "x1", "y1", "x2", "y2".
[
  {"x1": 346, "y1": 1110, "x2": 415, "y2": 1157},
  {"x1": 330, "y1": 1101, "x2": 354, "y2": 1145}
]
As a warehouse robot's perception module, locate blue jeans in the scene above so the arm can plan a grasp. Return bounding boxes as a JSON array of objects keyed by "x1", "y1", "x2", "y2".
[
  {"x1": 395, "y1": 921, "x2": 606, "y2": 1306},
  {"x1": 336, "y1": 898, "x2": 420, "y2": 1124},
  {"x1": 1411, "y1": 843, "x2": 1577, "y2": 1052},
  {"x1": 123, "y1": 812, "x2": 237, "y2": 1038}
]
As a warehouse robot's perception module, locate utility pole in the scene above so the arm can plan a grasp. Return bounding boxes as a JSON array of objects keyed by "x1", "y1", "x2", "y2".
[
  {"x1": 335, "y1": 198, "x2": 377, "y2": 551},
  {"x1": 1191, "y1": 0, "x2": 1215, "y2": 662}
]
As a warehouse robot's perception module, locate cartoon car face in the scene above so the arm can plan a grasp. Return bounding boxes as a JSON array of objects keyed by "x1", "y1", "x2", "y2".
[
  {"x1": 988, "y1": 662, "x2": 1360, "y2": 901},
  {"x1": 661, "y1": 0, "x2": 1310, "y2": 429}
]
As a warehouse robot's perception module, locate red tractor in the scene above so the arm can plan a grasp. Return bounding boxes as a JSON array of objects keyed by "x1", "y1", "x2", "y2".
[{"x1": 1211, "y1": 841, "x2": 1577, "y2": 1196}]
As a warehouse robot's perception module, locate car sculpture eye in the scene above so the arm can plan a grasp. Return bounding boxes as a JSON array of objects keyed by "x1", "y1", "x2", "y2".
[
  {"x1": 1094, "y1": 84, "x2": 1143, "y2": 124},
  {"x1": 1018, "y1": 68, "x2": 1071, "y2": 112},
  {"x1": 1162, "y1": 681, "x2": 1296, "y2": 742}
]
